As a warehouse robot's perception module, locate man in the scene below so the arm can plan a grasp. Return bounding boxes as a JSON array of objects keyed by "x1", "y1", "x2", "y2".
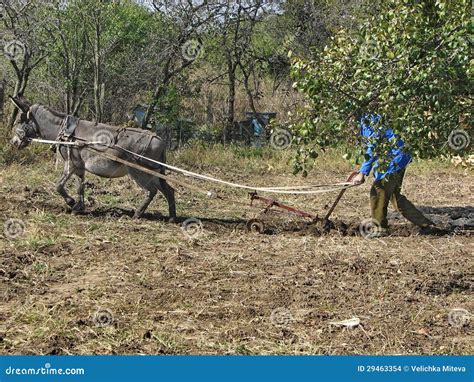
[{"x1": 351, "y1": 114, "x2": 435, "y2": 237}]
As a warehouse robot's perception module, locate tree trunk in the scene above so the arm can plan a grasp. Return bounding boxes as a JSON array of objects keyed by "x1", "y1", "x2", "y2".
[
  {"x1": 0, "y1": 81, "x2": 4, "y2": 118},
  {"x1": 242, "y1": 68, "x2": 257, "y2": 114},
  {"x1": 143, "y1": 85, "x2": 166, "y2": 130},
  {"x1": 206, "y1": 91, "x2": 213, "y2": 125},
  {"x1": 93, "y1": 17, "x2": 102, "y2": 123},
  {"x1": 142, "y1": 55, "x2": 193, "y2": 129},
  {"x1": 7, "y1": 70, "x2": 30, "y2": 128},
  {"x1": 225, "y1": 60, "x2": 236, "y2": 145}
]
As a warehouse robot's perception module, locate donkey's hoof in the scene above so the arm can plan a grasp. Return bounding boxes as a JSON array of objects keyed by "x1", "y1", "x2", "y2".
[
  {"x1": 66, "y1": 198, "x2": 76, "y2": 208},
  {"x1": 133, "y1": 213, "x2": 142, "y2": 220},
  {"x1": 72, "y1": 203, "x2": 85, "y2": 213},
  {"x1": 168, "y1": 217, "x2": 177, "y2": 224}
]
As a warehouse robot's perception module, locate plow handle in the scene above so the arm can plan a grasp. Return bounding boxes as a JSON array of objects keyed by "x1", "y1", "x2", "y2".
[{"x1": 323, "y1": 171, "x2": 359, "y2": 222}]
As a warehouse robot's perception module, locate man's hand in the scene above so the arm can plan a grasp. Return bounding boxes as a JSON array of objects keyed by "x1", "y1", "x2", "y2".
[{"x1": 351, "y1": 172, "x2": 365, "y2": 185}]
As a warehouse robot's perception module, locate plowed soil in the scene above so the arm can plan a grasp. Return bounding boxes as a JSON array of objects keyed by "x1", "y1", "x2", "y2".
[{"x1": 1, "y1": 154, "x2": 472, "y2": 355}]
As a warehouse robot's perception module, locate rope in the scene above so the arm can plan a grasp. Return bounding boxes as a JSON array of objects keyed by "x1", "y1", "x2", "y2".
[
  {"x1": 88, "y1": 147, "x2": 208, "y2": 195},
  {"x1": 111, "y1": 144, "x2": 354, "y2": 194},
  {"x1": 29, "y1": 138, "x2": 356, "y2": 195},
  {"x1": 32, "y1": 138, "x2": 79, "y2": 146}
]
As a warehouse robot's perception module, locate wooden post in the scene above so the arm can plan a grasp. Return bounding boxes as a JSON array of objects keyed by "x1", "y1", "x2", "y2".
[
  {"x1": 0, "y1": 80, "x2": 4, "y2": 118},
  {"x1": 0, "y1": 79, "x2": 4, "y2": 142}
]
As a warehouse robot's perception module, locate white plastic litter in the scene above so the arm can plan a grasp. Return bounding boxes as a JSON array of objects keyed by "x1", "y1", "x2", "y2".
[{"x1": 329, "y1": 317, "x2": 360, "y2": 329}]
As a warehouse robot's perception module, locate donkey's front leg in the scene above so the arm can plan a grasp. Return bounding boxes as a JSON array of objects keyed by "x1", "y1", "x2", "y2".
[{"x1": 56, "y1": 163, "x2": 76, "y2": 208}]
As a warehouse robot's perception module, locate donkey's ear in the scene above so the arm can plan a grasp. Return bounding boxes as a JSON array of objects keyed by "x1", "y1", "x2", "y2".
[{"x1": 9, "y1": 95, "x2": 30, "y2": 112}]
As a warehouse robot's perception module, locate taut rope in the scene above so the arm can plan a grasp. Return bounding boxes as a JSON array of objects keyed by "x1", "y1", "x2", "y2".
[{"x1": 29, "y1": 137, "x2": 356, "y2": 195}]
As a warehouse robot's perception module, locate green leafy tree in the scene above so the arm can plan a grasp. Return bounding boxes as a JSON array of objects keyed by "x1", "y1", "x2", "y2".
[{"x1": 290, "y1": 0, "x2": 472, "y2": 176}]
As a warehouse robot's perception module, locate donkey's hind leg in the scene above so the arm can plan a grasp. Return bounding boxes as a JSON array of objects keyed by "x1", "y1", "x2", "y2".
[
  {"x1": 134, "y1": 188, "x2": 157, "y2": 219},
  {"x1": 56, "y1": 162, "x2": 76, "y2": 208},
  {"x1": 128, "y1": 169, "x2": 158, "y2": 219},
  {"x1": 158, "y1": 178, "x2": 176, "y2": 222}
]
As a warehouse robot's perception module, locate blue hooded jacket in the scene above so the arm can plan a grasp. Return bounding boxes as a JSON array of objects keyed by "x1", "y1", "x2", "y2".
[{"x1": 359, "y1": 114, "x2": 412, "y2": 181}]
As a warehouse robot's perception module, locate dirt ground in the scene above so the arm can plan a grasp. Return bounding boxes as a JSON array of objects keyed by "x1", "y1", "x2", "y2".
[{"x1": 0, "y1": 148, "x2": 472, "y2": 355}]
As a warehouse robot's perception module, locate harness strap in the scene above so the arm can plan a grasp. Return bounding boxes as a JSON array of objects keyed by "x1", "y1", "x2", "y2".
[
  {"x1": 140, "y1": 134, "x2": 155, "y2": 156},
  {"x1": 64, "y1": 115, "x2": 80, "y2": 137},
  {"x1": 54, "y1": 115, "x2": 79, "y2": 170},
  {"x1": 57, "y1": 115, "x2": 80, "y2": 141}
]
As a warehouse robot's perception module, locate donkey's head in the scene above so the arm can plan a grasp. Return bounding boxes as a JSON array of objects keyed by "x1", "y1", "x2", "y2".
[{"x1": 10, "y1": 96, "x2": 38, "y2": 150}]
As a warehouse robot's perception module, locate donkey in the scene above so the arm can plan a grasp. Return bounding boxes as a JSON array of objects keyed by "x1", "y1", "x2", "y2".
[{"x1": 9, "y1": 96, "x2": 176, "y2": 221}]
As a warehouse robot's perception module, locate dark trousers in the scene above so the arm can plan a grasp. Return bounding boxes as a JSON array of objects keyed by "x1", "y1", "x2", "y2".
[{"x1": 370, "y1": 169, "x2": 433, "y2": 231}]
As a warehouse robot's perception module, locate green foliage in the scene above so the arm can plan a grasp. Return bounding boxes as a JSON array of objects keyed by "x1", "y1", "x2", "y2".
[
  {"x1": 0, "y1": 140, "x2": 49, "y2": 166},
  {"x1": 153, "y1": 85, "x2": 181, "y2": 127},
  {"x1": 290, "y1": 0, "x2": 472, "y2": 175}
]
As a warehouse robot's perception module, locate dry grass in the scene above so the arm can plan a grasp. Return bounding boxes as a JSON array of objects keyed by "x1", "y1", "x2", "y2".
[{"x1": 0, "y1": 144, "x2": 472, "y2": 355}]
